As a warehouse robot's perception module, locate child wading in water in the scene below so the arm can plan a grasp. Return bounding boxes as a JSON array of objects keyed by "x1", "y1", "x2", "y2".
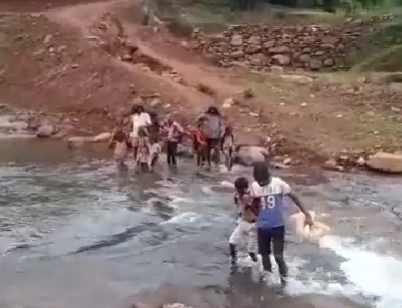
[
  {"x1": 136, "y1": 126, "x2": 151, "y2": 172},
  {"x1": 222, "y1": 125, "x2": 235, "y2": 171},
  {"x1": 163, "y1": 115, "x2": 184, "y2": 167},
  {"x1": 149, "y1": 136, "x2": 161, "y2": 171},
  {"x1": 190, "y1": 120, "x2": 207, "y2": 168},
  {"x1": 229, "y1": 177, "x2": 258, "y2": 266},
  {"x1": 109, "y1": 120, "x2": 131, "y2": 168}
]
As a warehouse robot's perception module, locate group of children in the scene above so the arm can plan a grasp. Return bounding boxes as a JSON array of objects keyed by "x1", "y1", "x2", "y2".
[
  {"x1": 108, "y1": 111, "x2": 236, "y2": 172},
  {"x1": 109, "y1": 116, "x2": 184, "y2": 172}
]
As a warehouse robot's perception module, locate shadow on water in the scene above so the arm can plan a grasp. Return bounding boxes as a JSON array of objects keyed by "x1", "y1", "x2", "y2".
[{"x1": 73, "y1": 222, "x2": 160, "y2": 254}]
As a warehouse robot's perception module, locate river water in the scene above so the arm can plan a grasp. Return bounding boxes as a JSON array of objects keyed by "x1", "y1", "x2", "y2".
[{"x1": 0, "y1": 138, "x2": 401, "y2": 308}]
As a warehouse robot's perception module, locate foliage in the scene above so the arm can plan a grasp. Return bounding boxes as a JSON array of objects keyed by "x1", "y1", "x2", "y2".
[{"x1": 351, "y1": 22, "x2": 402, "y2": 72}]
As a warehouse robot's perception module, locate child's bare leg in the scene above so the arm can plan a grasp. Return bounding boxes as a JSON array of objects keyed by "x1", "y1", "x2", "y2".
[
  {"x1": 229, "y1": 243, "x2": 237, "y2": 265},
  {"x1": 141, "y1": 162, "x2": 149, "y2": 172}
]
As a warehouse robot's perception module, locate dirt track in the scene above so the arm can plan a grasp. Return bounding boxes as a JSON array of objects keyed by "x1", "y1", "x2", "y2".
[{"x1": 1, "y1": 0, "x2": 402, "y2": 167}]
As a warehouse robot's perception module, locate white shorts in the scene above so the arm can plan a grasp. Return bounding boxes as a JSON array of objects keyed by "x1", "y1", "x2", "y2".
[{"x1": 229, "y1": 219, "x2": 257, "y2": 253}]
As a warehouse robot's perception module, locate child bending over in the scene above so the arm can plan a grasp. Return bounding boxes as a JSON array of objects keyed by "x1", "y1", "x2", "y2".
[
  {"x1": 109, "y1": 120, "x2": 131, "y2": 168},
  {"x1": 229, "y1": 176, "x2": 258, "y2": 266}
]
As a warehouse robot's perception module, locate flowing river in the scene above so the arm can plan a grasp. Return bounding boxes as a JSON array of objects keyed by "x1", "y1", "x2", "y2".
[{"x1": 0, "y1": 138, "x2": 401, "y2": 308}]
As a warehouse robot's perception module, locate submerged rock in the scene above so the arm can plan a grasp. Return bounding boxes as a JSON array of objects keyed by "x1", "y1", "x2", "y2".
[{"x1": 366, "y1": 152, "x2": 402, "y2": 174}]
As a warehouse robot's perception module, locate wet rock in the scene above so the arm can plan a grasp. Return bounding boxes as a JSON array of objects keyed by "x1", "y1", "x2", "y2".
[
  {"x1": 36, "y1": 124, "x2": 55, "y2": 138},
  {"x1": 366, "y1": 152, "x2": 402, "y2": 174},
  {"x1": 323, "y1": 158, "x2": 344, "y2": 172},
  {"x1": 234, "y1": 145, "x2": 269, "y2": 166},
  {"x1": 91, "y1": 132, "x2": 111, "y2": 142}
]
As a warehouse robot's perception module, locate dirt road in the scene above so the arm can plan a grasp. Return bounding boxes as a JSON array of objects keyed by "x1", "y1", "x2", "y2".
[{"x1": 1, "y1": 0, "x2": 401, "y2": 167}]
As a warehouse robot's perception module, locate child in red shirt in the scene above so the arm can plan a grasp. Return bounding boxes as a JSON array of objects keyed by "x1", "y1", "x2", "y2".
[{"x1": 190, "y1": 121, "x2": 207, "y2": 167}]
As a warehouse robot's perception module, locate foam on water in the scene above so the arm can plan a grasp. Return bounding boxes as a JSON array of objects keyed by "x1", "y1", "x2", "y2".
[
  {"x1": 320, "y1": 235, "x2": 402, "y2": 308},
  {"x1": 235, "y1": 235, "x2": 402, "y2": 308},
  {"x1": 220, "y1": 180, "x2": 234, "y2": 189},
  {"x1": 163, "y1": 212, "x2": 203, "y2": 225}
]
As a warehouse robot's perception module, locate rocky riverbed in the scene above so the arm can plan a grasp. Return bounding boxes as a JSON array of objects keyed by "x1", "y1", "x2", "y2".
[{"x1": 0, "y1": 135, "x2": 401, "y2": 308}]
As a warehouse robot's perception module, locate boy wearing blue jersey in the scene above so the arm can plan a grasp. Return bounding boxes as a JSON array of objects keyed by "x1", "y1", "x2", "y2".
[{"x1": 250, "y1": 162, "x2": 313, "y2": 287}]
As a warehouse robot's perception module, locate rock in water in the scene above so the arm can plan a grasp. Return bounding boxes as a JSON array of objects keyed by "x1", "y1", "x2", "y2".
[
  {"x1": 36, "y1": 124, "x2": 54, "y2": 138},
  {"x1": 366, "y1": 152, "x2": 402, "y2": 174},
  {"x1": 92, "y1": 132, "x2": 111, "y2": 142},
  {"x1": 234, "y1": 146, "x2": 269, "y2": 166}
]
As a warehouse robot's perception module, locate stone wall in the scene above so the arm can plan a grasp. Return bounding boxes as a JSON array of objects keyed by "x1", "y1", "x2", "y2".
[{"x1": 190, "y1": 15, "x2": 394, "y2": 72}]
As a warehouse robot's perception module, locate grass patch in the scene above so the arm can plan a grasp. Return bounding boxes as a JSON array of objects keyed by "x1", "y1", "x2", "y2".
[
  {"x1": 353, "y1": 44, "x2": 402, "y2": 72},
  {"x1": 149, "y1": 0, "x2": 376, "y2": 33},
  {"x1": 350, "y1": 20, "x2": 402, "y2": 72}
]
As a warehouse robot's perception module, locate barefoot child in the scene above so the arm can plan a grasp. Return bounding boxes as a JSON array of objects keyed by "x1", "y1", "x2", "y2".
[
  {"x1": 136, "y1": 126, "x2": 151, "y2": 172},
  {"x1": 163, "y1": 115, "x2": 184, "y2": 167},
  {"x1": 222, "y1": 125, "x2": 235, "y2": 171},
  {"x1": 109, "y1": 120, "x2": 131, "y2": 167},
  {"x1": 229, "y1": 177, "x2": 258, "y2": 266},
  {"x1": 190, "y1": 120, "x2": 207, "y2": 168},
  {"x1": 149, "y1": 136, "x2": 162, "y2": 171}
]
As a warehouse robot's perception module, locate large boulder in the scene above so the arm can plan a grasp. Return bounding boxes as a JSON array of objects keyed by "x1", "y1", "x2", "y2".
[
  {"x1": 36, "y1": 124, "x2": 55, "y2": 138},
  {"x1": 233, "y1": 146, "x2": 269, "y2": 166},
  {"x1": 366, "y1": 152, "x2": 402, "y2": 174}
]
